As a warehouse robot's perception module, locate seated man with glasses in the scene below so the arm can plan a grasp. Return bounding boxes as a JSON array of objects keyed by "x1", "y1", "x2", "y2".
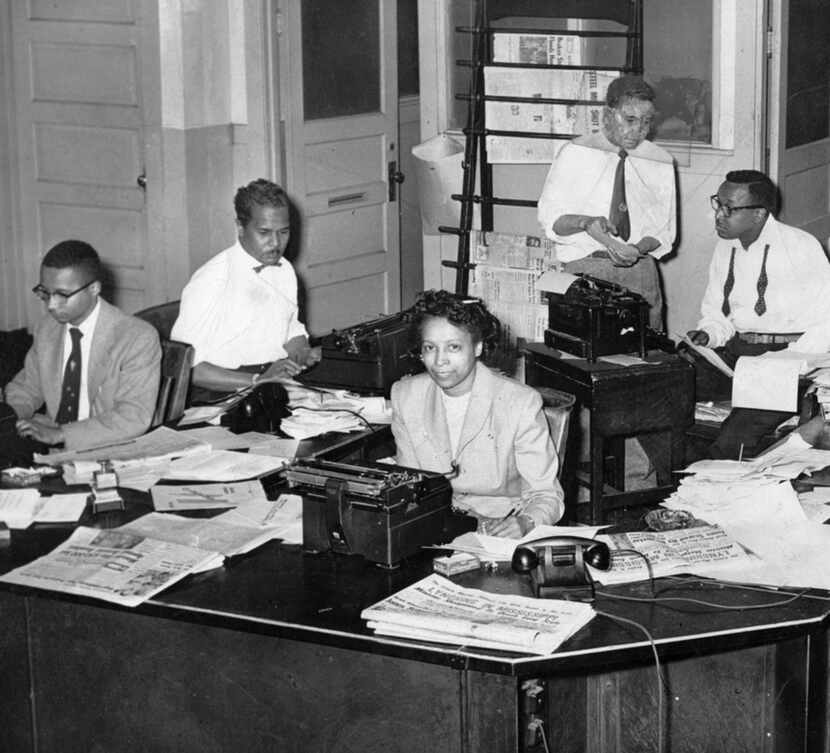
[
  {"x1": 685, "y1": 169, "x2": 830, "y2": 459},
  {"x1": 1, "y1": 240, "x2": 160, "y2": 466}
]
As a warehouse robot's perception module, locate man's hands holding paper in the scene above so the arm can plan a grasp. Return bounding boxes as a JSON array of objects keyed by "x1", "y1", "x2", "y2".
[
  {"x1": 583, "y1": 217, "x2": 644, "y2": 267},
  {"x1": 258, "y1": 336, "x2": 322, "y2": 384}
]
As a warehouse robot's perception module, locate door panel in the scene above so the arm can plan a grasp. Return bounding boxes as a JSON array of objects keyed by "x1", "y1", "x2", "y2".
[
  {"x1": 280, "y1": 0, "x2": 400, "y2": 336},
  {"x1": 11, "y1": 1, "x2": 160, "y2": 321},
  {"x1": 768, "y1": 0, "x2": 830, "y2": 247}
]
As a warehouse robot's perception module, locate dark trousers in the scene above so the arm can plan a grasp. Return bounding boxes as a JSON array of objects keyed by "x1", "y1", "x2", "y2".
[{"x1": 690, "y1": 336, "x2": 792, "y2": 460}]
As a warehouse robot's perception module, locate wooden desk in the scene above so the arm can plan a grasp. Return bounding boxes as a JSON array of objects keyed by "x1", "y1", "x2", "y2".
[
  {"x1": 524, "y1": 344, "x2": 695, "y2": 524},
  {"x1": 1, "y1": 522, "x2": 828, "y2": 753}
]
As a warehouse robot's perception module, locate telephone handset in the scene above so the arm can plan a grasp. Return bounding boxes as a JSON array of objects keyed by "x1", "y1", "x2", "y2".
[{"x1": 511, "y1": 536, "x2": 611, "y2": 599}]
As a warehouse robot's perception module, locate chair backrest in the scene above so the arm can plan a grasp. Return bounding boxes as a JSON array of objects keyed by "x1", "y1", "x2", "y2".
[
  {"x1": 134, "y1": 300, "x2": 181, "y2": 341},
  {"x1": 152, "y1": 339, "x2": 194, "y2": 428},
  {"x1": 536, "y1": 387, "x2": 576, "y2": 479}
]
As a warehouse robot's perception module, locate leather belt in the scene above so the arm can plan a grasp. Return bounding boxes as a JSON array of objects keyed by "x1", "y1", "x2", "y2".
[{"x1": 738, "y1": 331, "x2": 802, "y2": 345}]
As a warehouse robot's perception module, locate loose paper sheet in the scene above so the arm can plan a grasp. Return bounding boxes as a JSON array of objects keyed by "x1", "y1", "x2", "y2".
[
  {"x1": 536, "y1": 269, "x2": 578, "y2": 295},
  {"x1": 151, "y1": 481, "x2": 267, "y2": 511},
  {"x1": 675, "y1": 333, "x2": 734, "y2": 378},
  {"x1": 732, "y1": 356, "x2": 799, "y2": 412}
]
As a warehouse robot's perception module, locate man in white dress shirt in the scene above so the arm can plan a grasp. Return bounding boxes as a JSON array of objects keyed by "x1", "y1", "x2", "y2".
[
  {"x1": 537, "y1": 75, "x2": 676, "y2": 330},
  {"x1": 171, "y1": 179, "x2": 320, "y2": 408},
  {"x1": 686, "y1": 169, "x2": 830, "y2": 458}
]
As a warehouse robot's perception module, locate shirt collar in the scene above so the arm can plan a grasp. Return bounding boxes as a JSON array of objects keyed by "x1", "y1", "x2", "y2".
[
  {"x1": 745, "y1": 213, "x2": 779, "y2": 251},
  {"x1": 232, "y1": 240, "x2": 282, "y2": 273},
  {"x1": 68, "y1": 298, "x2": 101, "y2": 337}
]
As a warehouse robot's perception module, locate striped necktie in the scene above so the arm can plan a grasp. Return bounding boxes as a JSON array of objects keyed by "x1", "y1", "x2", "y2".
[{"x1": 55, "y1": 327, "x2": 83, "y2": 424}]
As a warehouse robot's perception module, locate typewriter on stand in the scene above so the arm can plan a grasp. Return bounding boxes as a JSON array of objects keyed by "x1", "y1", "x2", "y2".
[
  {"x1": 543, "y1": 273, "x2": 661, "y2": 361},
  {"x1": 285, "y1": 458, "x2": 476, "y2": 568},
  {"x1": 301, "y1": 310, "x2": 422, "y2": 396}
]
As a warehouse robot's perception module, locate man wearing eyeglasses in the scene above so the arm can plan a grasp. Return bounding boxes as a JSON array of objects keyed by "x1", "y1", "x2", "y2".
[
  {"x1": 685, "y1": 169, "x2": 830, "y2": 459},
  {"x1": 1, "y1": 240, "x2": 160, "y2": 462},
  {"x1": 537, "y1": 75, "x2": 676, "y2": 331}
]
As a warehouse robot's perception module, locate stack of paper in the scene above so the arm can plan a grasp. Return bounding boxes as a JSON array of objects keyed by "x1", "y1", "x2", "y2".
[
  {"x1": 38, "y1": 426, "x2": 210, "y2": 466},
  {"x1": 116, "y1": 512, "x2": 279, "y2": 558},
  {"x1": 280, "y1": 407, "x2": 364, "y2": 439},
  {"x1": 176, "y1": 426, "x2": 277, "y2": 451},
  {"x1": 215, "y1": 494, "x2": 303, "y2": 544},
  {"x1": 0, "y1": 526, "x2": 221, "y2": 607},
  {"x1": 163, "y1": 450, "x2": 287, "y2": 482},
  {"x1": 362, "y1": 574, "x2": 594, "y2": 654},
  {"x1": 808, "y1": 367, "x2": 830, "y2": 414},
  {"x1": 0, "y1": 489, "x2": 88, "y2": 529}
]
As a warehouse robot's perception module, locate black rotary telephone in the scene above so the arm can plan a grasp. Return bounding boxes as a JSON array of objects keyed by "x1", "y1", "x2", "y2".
[{"x1": 512, "y1": 536, "x2": 611, "y2": 600}]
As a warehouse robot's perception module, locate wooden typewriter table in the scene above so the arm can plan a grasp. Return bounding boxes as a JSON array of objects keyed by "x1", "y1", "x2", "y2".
[{"x1": 524, "y1": 343, "x2": 694, "y2": 524}]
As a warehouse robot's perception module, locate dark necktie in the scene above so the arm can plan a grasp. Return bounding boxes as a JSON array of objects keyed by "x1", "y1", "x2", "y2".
[
  {"x1": 55, "y1": 327, "x2": 83, "y2": 424},
  {"x1": 755, "y1": 244, "x2": 770, "y2": 316},
  {"x1": 721, "y1": 246, "x2": 736, "y2": 316},
  {"x1": 608, "y1": 149, "x2": 630, "y2": 241}
]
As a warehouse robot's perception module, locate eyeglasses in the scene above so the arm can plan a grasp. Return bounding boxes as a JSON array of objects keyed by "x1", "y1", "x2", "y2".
[
  {"x1": 709, "y1": 195, "x2": 766, "y2": 217},
  {"x1": 32, "y1": 279, "x2": 95, "y2": 303}
]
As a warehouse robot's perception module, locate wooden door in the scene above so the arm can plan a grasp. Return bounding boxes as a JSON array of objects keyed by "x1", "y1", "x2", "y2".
[
  {"x1": 279, "y1": 0, "x2": 401, "y2": 335},
  {"x1": 767, "y1": 0, "x2": 830, "y2": 248},
  {"x1": 11, "y1": 0, "x2": 162, "y2": 322}
]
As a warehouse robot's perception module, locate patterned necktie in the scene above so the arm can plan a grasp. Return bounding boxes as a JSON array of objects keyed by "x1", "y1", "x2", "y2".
[
  {"x1": 755, "y1": 244, "x2": 770, "y2": 316},
  {"x1": 55, "y1": 327, "x2": 83, "y2": 424},
  {"x1": 608, "y1": 149, "x2": 630, "y2": 241},
  {"x1": 721, "y1": 246, "x2": 736, "y2": 316}
]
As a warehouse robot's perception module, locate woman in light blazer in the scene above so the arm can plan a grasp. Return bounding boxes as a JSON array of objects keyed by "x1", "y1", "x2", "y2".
[{"x1": 391, "y1": 290, "x2": 564, "y2": 537}]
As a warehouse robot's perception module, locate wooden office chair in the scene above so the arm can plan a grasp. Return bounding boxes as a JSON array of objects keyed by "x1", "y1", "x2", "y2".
[
  {"x1": 133, "y1": 300, "x2": 181, "y2": 341},
  {"x1": 151, "y1": 339, "x2": 194, "y2": 428},
  {"x1": 536, "y1": 387, "x2": 575, "y2": 480}
]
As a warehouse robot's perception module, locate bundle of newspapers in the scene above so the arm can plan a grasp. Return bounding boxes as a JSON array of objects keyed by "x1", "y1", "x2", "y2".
[{"x1": 361, "y1": 573, "x2": 594, "y2": 655}]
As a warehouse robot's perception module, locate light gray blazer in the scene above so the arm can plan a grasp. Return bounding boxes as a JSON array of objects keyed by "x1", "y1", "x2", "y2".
[
  {"x1": 6, "y1": 299, "x2": 161, "y2": 450},
  {"x1": 391, "y1": 362, "x2": 563, "y2": 525}
]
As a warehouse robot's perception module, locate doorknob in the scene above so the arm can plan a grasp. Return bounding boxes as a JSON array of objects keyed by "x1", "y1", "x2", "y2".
[
  {"x1": 137, "y1": 172, "x2": 147, "y2": 189},
  {"x1": 388, "y1": 161, "x2": 404, "y2": 201}
]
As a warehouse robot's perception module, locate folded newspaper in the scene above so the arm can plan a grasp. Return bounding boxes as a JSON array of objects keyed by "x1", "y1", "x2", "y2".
[
  {"x1": 361, "y1": 573, "x2": 594, "y2": 654},
  {"x1": 592, "y1": 525, "x2": 752, "y2": 585},
  {"x1": 0, "y1": 526, "x2": 221, "y2": 607}
]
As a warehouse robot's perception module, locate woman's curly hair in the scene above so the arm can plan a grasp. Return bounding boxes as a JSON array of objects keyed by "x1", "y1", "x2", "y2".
[{"x1": 409, "y1": 289, "x2": 503, "y2": 362}]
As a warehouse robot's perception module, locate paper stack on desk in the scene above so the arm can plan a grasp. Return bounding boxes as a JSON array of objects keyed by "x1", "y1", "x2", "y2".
[
  {"x1": 0, "y1": 489, "x2": 88, "y2": 528},
  {"x1": 280, "y1": 406, "x2": 364, "y2": 439},
  {"x1": 162, "y1": 450, "x2": 288, "y2": 482},
  {"x1": 362, "y1": 574, "x2": 594, "y2": 655},
  {"x1": 117, "y1": 511, "x2": 280, "y2": 558}
]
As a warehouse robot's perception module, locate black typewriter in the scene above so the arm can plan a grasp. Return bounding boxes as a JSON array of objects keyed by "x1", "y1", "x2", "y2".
[
  {"x1": 544, "y1": 274, "x2": 650, "y2": 361},
  {"x1": 285, "y1": 458, "x2": 475, "y2": 568},
  {"x1": 301, "y1": 310, "x2": 422, "y2": 395}
]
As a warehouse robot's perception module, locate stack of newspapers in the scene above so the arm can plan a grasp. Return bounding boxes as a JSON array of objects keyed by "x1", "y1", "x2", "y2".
[{"x1": 361, "y1": 574, "x2": 594, "y2": 655}]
